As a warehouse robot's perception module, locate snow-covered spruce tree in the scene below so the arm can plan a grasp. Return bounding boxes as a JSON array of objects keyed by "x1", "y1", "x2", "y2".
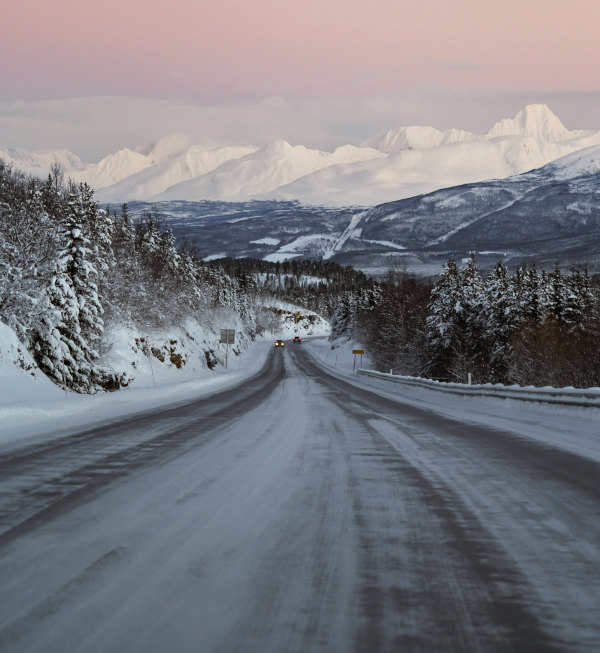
[
  {"x1": 508, "y1": 263, "x2": 600, "y2": 387},
  {"x1": 0, "y1": 164, "x2": 59, "y2": 341},
  {"x1": 330, "y1": 290, "x2": 359, "y2": 342},
  {"x1": 518, "y1": 263, "x2": 548, "y2": 324},
  {"x1": 35, "y1": 263, "x2": 92, "y2": 390},
  {"x1": 39, "y1": 163, "x2": 66, "y2": 221},
  {"x1": 103, "y1": 203, "x2": 147, "y2": 328},
  {"x1": 479, "y1": 260, "x2": 517, "y2": 382},
  {"x1": 66, "y1": 187, "x2": 105, "y2": 359},
  {"x1": 33, "y1": 190, "x2": 104, "y2": 392},
  {"x1": 563, "y1": 266, "x2": 595, "y2": 331},
  {"x1": 80, "y1": 183, "x2": 114, "y2": 293},
  {"x1": 426, "y1": 259, "x2": 464, "y2": 379},
  {"x1": 425, "y1": 256, "x2": 491, "y2": 382},
  {"x1": 548, "y1": 263, "x2": 567, "y2": 325},
  {"x1": 355, "y1": 272, "x2": 428, "y2": 376},
  {"x1": 232, "y1": 269, "x2": 257, "y2": 326}
]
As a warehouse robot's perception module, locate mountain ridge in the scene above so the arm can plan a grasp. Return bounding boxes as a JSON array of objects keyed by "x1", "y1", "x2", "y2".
[
  {"x1": 112, "y1": 144, "x2": 600, "y2": 278},
  {"x1": 2, "y1": 104, "x2": 600, "y2": 208}
]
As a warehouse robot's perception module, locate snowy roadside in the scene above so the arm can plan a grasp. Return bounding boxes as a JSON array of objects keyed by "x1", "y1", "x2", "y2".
[
  {"x1": 0, "y1": 335, "x2": 273, "y2": 452},
  {"x1": 0, "y1": 298, "x2": 329, "y2": 451},
  {"x1": 304, "y1": 338, "x2": 600, "y2": 464}
]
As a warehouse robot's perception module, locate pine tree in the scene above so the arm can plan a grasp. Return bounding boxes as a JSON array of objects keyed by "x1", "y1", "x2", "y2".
[
  {"x1": 33, "y1": 191, "x2": 104, "y2": 392},
  {"x1": 481, "y1": 260, "x2": 516, "y2": 381},
  {"x1": 330, "y1": 291, "x2": 358, "y2": 341},
  {"x1": 548, "y1": 263, "x2": 566, "y2": 324}
]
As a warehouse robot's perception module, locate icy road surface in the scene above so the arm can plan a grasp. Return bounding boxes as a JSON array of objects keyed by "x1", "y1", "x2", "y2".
[{"x1": 1, "y1": 346, "x2": 599, "y2": 652}]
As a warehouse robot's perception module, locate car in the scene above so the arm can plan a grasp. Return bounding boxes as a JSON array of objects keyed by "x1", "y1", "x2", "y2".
[
  {"x1": 292, "y1": 336, "x2": 302, "y2": 343},
  {"x1": 275, "y1": 339, "x2": 285, "y2": 347}
]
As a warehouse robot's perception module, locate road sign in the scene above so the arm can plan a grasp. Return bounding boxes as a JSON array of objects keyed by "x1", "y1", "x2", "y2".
[
  {"x1": 352, "y1": 349, "x2": 365, "y2": 372},
  {"x1": 220, "y1": 329, "x2": 235, "y2": 345}
]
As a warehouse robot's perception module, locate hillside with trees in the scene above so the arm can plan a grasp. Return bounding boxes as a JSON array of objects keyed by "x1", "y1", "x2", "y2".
[
  {"x1": 0, "y1": 161, "x2": 326, "y2": 393},
  {"x1": 333, "y1": 257, "x2": 600, "y2": 388}
]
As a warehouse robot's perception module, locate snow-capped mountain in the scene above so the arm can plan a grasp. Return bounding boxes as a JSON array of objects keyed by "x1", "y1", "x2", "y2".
[
  {"x1": 123, "y1": 144, "x2": 600, "y2": 275},
  {"x1": 0, "y1": 147, "x2": 86, "y2": 178},
  {"x1": 96, "y1": 144, "x2": 260, "y2": 202},
  {"x1": 154, "y1": 140, "x2": 385, "y2": 202},
  {"x1": 2, "y1": 104, "x2": 600, "y2": 208},
  {"x1": 260, "y1": 134, "x2": 578, "y2": 205},
  {"x1": 484, "y1": 103, "x2": 580, "y2": 141},
  {"x1": 362, "y1": 125, "x2": 476, "y2": 153}
]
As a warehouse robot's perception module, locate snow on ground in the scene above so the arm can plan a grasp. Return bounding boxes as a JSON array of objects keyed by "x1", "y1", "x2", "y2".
[
  {"x1": 308, "y1": 336, "x2": 372, "y2": 373},
  {"x1": 0, "y1": 304, "x2": 329, "y2": 450},
  {"x1": 255, "y1": 272, "x2": 330, "y2": 287},
  {"x1": 304, "y1": 338, "x2": 600, "y2": 464},
  {"x1": 263, "y1": 234, "x2": 338, "y2": 262},
  {"x1": 0, "y1": 327, "x2": 272, "y2": 452},
  {"x1": 250, "y1": 237, "x2": 281, "y2": 246},
  {"x1": 264, "y1": 302, "x2": 331, "y2": 339}
]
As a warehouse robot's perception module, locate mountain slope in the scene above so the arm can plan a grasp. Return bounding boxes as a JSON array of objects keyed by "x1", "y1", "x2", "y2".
[
  {"x1": 153, "y1": 140, "x2": 384, "y2": 201},
  {"x1": 96, "y1": 144, "x2": 259, "y2": 202},
  {"x1": 122, "y1": 145, "x2": 600, "y2": 275},
  {"x1": 0, "y1": 147, "x2": 86, "y2": 178},
  {"x1": 362, "y1": 125, "x2": 476, "y2": 153},
  {"x1": 263, "y1": 135, "x2": 576, "y2": 206},
  {"x1": 353, "y1": 144, "x2": 600, "y2": 267},
  {"x1": 485, "y1": 103, "x2": 578, "y2": 141}
]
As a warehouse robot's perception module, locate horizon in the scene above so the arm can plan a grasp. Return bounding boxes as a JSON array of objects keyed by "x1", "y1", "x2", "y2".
[
  {"x1": 2, "y1": 96, "x2": 600, "y2": 163},
  {"x1": 1, "y1": 1, "x2": 600, "y2": 161}
]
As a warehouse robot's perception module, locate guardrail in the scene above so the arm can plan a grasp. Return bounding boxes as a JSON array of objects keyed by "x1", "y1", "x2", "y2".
[{"x1": 356, "y1": 369, "x2": 600, "y2": 408}]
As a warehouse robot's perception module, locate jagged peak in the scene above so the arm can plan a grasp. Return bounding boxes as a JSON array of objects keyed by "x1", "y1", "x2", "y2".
[{"x1": 486, "y1": 104, "x2": 572, "y2": 142}]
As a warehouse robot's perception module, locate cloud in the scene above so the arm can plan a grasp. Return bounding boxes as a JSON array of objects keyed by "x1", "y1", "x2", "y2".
[{"x1": 1, "y1": 89, "x2": 600, "y2": 162}]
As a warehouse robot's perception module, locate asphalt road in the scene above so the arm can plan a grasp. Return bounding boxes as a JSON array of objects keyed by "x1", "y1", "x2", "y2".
[{"x1": 0, "y1": 345, "x2": 599, "y2": 652}]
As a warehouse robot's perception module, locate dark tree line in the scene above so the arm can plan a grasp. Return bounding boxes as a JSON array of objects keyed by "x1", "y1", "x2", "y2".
[
  {"x1": 331, "y1": 258, "x2": 600, "y2": 388},
  {"x1": 208, "y1": 257, "x2": 375, "y2": 319},
  {"x1": 426, "y1": 258, "x2": 600, "y2": 387}
]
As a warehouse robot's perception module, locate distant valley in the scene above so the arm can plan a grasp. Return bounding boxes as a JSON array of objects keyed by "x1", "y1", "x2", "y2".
[
  {"x1": 127, "y1": 145, "x2": 600, "y2": 276},
  {"x1": 3, "y1": 103, "x2": 600, "y2": 275}
]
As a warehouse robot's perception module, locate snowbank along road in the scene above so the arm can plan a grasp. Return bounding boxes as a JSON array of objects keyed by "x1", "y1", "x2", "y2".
[{"x1": 0, "y1": 344, "x2": 599, "y2": 652}]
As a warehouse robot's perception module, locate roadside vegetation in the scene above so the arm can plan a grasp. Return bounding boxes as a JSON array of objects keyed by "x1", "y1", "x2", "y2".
[
  {"x1": 332, "y1": 257, "x2": 600, "y2": 388},
  {"x1": 0, "y1": 161, "x2": 315, "y2": 392}
]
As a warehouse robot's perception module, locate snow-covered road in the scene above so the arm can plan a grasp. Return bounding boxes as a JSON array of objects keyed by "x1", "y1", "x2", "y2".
[{"x1": 1, "y1": 345, "x2": 599, "y2": 652}]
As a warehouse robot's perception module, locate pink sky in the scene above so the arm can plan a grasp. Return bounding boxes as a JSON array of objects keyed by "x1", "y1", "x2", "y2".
[
  {"x1": 3, "y1": 0, "x2": 599, "y2": 100},
  {"x1": 2, "y1": 0, "x2": 600, "y2": 158}
]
